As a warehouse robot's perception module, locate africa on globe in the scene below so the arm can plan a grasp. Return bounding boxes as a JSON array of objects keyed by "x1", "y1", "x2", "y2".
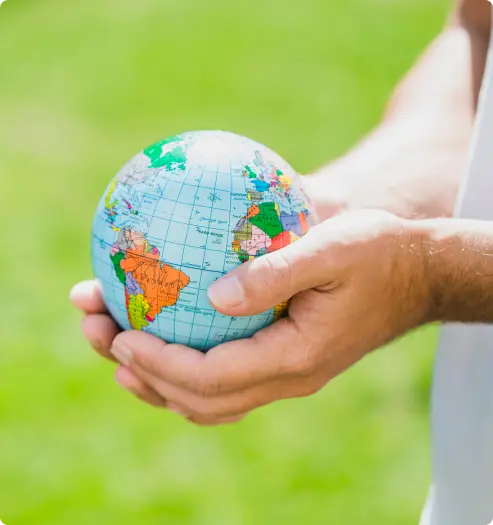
[{"x1": 91, "y1": 130, "x2": 317, "y2": 351}]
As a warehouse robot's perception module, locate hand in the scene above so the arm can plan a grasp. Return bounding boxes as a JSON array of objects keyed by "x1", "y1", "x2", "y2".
[
  {"x1": 70, "y1": 281, "x2": 171, "y2": 409},
  {"x1": 71, "y1": 209, "x2": 432, "y2": 425}
]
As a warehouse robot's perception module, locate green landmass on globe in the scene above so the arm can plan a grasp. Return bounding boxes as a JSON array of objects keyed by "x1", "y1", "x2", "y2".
[{"x1": 91, "y1": 130, "x2": 316, "y2": 351}]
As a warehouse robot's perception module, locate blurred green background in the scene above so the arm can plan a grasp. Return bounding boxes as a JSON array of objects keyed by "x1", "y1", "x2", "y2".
[{"x1": 0, "y1": 0, "x2": 449, "y2": 523}]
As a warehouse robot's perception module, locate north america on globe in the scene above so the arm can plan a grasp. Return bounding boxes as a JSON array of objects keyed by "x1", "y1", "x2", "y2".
[{"x1": 91, "y1": 130, "x2": 317, "y2": 351}]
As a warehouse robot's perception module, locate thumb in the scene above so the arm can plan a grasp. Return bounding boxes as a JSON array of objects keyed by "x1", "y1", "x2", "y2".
[{"x1": 207, "y1": 230, "x2": 327, "y2": 316}]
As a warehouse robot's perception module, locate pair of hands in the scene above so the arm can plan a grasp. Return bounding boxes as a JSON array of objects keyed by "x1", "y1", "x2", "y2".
[
  {"x1": 71, "y1": 0, "x2": 484, "y2": 425},
  {"x1": 71, "y1": 197, "x2": 434, "y2": 426}
]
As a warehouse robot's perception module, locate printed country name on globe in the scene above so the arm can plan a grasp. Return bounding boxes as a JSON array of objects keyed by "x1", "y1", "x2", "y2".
[{"x1": 195, "y1": 228, "x2": 225, "y2": 237}]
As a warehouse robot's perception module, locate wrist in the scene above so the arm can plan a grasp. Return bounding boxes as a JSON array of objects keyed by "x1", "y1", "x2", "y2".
[{"x1": 414, "y1": 218, "x2": 493, "y2": 323}]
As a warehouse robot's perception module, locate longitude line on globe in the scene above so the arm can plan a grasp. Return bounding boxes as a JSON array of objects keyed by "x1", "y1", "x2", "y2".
[
  {"x1": 184, "y1": 160, "x2": 209, "y2": 349},
  {"x1": 202, "y1": 161, "x2": 222, "y2": 351}
]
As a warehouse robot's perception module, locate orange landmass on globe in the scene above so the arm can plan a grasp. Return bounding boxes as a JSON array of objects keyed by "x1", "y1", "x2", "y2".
[
  {"x1": 246, "y1": 204, "x2": 260, "y2": 219},
  {"x1": 274, "y1": 301, "x2": 289, "y2": 321},
  {"x1": 121, "y1": 245, "x2": 190, "y2": 327},
  {"x1": 298, "y1": 211, "x2": 309, "y2": 234}
]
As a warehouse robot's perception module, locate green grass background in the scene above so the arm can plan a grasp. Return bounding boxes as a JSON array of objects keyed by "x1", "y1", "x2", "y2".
[{"x1": 0, "y1": 0, "x2": 449, "y2": 523}]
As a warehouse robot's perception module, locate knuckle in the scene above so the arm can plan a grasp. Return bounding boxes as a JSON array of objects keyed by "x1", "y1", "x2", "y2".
[
  {"x1": 202, "y1": 379, "x2": 221, "y2": 398},
  {"x1": 133, "y1": 351, "x2": 159, "y2": 376},
  {"x1": 296, "y1": 379, "x2": 323, "y2": 398},
  {"x1": 280, "y1": 345, "x2": 319, "y2": 377},
  {"x1": 257, "y1": 252, "x2": 293, "y2": 302},
  {"x1": 133, "y1": 341, "x2": 167, "y2": 376},
  {"x1": 193, "y1": 369, "x2": 221, "y2": 398}
]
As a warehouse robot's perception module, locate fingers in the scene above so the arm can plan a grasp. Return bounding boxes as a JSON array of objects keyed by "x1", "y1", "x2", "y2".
[
  {"x1": 110, "y1": 318, "x2": 303, "y2": 396},
  {"x1": 185, "y1": 414, "x2": 246, "y2": 426},
  {"x1": 206, "y1": 211, "x2": 404, "y2": 318},
  {"x1": 82, "y1": 314, "x2": 120, "y2": 361},
  {"x1": 115, "y1": 366, "x2": 246, "y2": 425},
  {"x1": 115, "y1": 366, "x2": 168, "y2": 408},
  {"x1": 207, "y1": 227, "x2": 327, "y2": 316},
  {"x1": 166, "y1": 400, "x2": 247, "y2": 426},
  {"x1": 70, "y1": 280, "x2": 107, "y2": 314},
  {"x1": 130, "y1": 360, "x2": 316, "y2": 419},
  {"x1": 72, "y1": 280, "x2": 121, "y2": 360}
]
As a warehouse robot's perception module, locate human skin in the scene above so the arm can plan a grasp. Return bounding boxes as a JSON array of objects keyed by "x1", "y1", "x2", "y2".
[
  {"x1": 306, "y1": 0, "x2": 490, "y2": 221},
  {"x1": 71, "y1": 1, "x2": 492, "y2": 425}
]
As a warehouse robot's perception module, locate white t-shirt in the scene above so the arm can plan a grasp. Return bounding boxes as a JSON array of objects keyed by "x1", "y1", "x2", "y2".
[{"x1": 421, "y1": 10, "x2": 493, "y2": 525}]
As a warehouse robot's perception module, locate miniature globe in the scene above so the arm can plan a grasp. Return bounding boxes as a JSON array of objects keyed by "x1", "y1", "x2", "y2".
[{"x1": 91, "y1": 131, "x2": 317, "y2": 351}]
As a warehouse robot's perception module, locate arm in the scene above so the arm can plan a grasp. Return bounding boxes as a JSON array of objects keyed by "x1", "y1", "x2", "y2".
[
  {"x1": 306, "y1": 0, "x2": 491, "y2": 220},
  {"x1": 71, "y1": 1, "x2": 493, "y2": 426},
  {"x1": 96, "y1": 210, "x2": 493, "y2": 426},
  {"x1": 422, "y1": 218, "x2": 493, "y2": 323}
]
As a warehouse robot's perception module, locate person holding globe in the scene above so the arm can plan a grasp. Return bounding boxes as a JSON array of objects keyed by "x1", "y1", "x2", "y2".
[{"x1": 71, "y1": 0, "x2": 492, "y2": 523}]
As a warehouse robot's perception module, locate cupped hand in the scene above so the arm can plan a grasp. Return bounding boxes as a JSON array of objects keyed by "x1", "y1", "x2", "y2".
[{"x1": 71, "y1": 209, "x2": 432, "y2": 425}]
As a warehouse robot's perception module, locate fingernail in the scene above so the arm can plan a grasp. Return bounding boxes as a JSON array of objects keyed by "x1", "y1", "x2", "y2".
[
  {"x1": 111, "y1": 341, "x2": 133, "y2": 366},
  {"x1": 69, "y1": 281, "x2": 88, "y2": 301},
  {"x1": 208, "y1": 276, "x2": 245, "y2": 307},
  {"x1": 90, "y1": 339, "x2": 104, "y2": 351},
  {"x1": 115, "y1": 377, "x2": 135, "y2": 395},
  {"x1": 114, "y1": 369, "x2": 128, "y2": 388}
]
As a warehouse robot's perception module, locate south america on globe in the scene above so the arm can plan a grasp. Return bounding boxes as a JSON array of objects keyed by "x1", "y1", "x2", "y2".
[{"x1": 91, "y1": 131, "x2": 317, "y2": 352}]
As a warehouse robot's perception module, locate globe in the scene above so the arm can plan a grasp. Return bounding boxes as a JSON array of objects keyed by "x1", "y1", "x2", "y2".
[{"x1": 91, "y1": 130, "x2": 317, "y2": 352}]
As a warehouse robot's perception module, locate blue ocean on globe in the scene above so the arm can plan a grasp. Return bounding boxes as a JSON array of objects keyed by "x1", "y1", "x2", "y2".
[{"x1": 91, "y1": 130, "x2": 317, "y2": 351}]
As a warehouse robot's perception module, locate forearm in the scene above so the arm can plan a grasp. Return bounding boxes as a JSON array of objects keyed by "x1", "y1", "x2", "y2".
[
  {"x1": 385, "y1": 0, "x2": 490, "y2": 130},
  {"x1": 308, "y1": 14, "x2": 490, "y2": 220},
  {"x1": 418, "y1": 218, "x2": 493, "y2": 323},
  {"x1": 384, "y1": 21, "x2": 488, "y2": 122}
]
